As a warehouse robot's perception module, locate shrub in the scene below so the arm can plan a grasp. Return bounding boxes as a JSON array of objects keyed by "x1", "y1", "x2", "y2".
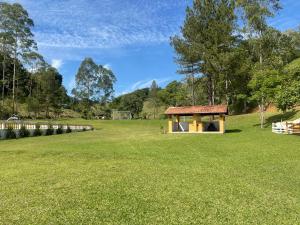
[
  {"x1": 66, "y1": 126, "x2": 72, "y2": 133},
  {"x1": 33, "y1": 125, "x2": 42, "y2": 136},
  {"x1": 160, "y1": 125, "x2": 167, "y2": 134},
  {"x1": 5, "y1": 127, "x2": 16, "y2": 139},
  {"x1": 19, "y1": 126, "x2": 30, "y2": 138},
  {"x1": 82, "y1": 128, "x2": 86, "y2": 132},
  {"x1": 56, "y1": 127, "x2": 63, "y2": 134},
  {"x1": 46, "y1": 125, "x2": 54, "y2": 136}
]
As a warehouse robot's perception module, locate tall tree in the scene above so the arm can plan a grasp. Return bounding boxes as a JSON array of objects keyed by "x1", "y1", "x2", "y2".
[
  {"x1": 237, "y1": 0, "x2": 281, "y2": 127},
  {"x1": 0, "y1": 2, "x2": 37, "y2": 113},
  {"x1": 171, "y1": 0, "x2": 236, "y2": 106},
  {"x1": 23, "y1": 52, "x2": 45, "y2": 97},
  {"x1": 98, "y1": 65, "x2": 116, "y2": 103},
  {"x1": 0, "y1": 3, "x2": 14, "y2": 108},
  {"x1": 33, "y1": 66, "x2": 66, "y2": 118},
  {"x1": 149, "y1": 80, "x2": 160, "y2": 119},
  {"x1": 72, "y1": 58, "x2": 116, "y2": 117}
]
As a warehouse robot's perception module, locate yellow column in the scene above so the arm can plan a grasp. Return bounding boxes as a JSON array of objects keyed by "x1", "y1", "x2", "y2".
[
  {"x1": 168, "y1": 115, "x2": 173, "y2": 133},
  {"x1": 176, "y1": 115, "x2": 180, "y2": 131},
  {"x1": 198, "y1": 116, "x2": 203, "y2": 133},
  {"x1": 193, "y1": 114, "x2": 198, "y2": 132},
  {"x1": 219, "y1": 114, "x2": 225, "y2": 133}
]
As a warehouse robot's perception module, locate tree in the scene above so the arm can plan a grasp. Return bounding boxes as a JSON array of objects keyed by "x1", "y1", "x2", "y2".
[
  {"x1": 23, "y1": 52, "x2": 45, "y2": 97},
  {"x1": 72, "y1": 58, "x2": 98, "y2": 102},
  {"x1": 0, "y1": 2, "x2": 37, "y2": 113},
  {"x1": 97, "y1": 65, "x2": 116, "y2": 103},
  {"x1": 72, "y1": 58, "x2": 116, "y2": 118},
  {"x1": 112, "y1": 88, "x2": 149, "y2": 118},
  {"x1": 33, "y1": 66, "x2": 66, "y2": 118},
  {"x1": 237, "y1": 0, "x2": 285, "y2": 127},
  {"x1": 0, "y1": 3, "x2": 14, "y2": 108},
  {"x1": 249, "y1": 67, "x2": 280, "y2": 128},
  {"x1": 149, "y1": 80, "x2": 160, "y2": 118},
  {"x1": 171, "y1": 0, "x2": 236, "y2": 106},
  {"x1": 275, "y1": 58, "x2": 300, "y2": 112},
  {"x1": 157, "y1": 80, "x2": 188, "y2": 106}
]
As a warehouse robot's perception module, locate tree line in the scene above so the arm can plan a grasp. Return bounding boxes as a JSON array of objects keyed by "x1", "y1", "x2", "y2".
[
  {"x1": 170, "y1": 0, "x2": 300, "y2": 127},
  {"x1": 109, "y1": 0, "x2": 300, "y2": 127},
  {"x1": 1, "y1": 1, "x2": 300, "y2": 125},
  {"x1": 0, "y1": 2, "x2": 116, "y2": 119}
]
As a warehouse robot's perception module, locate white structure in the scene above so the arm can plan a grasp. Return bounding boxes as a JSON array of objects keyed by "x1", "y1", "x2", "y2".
[
  {"x1": 272, "y1": 119, "x2": 300, "y2": 134},
  {"x1": 0, "y1": 121, "x2": 93, "y2": 139}
]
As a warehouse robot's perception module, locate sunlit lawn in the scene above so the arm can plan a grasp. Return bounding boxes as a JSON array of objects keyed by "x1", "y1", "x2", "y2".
[{"x1": 0, "y1": 112, "x2": 299, "y2": 224}]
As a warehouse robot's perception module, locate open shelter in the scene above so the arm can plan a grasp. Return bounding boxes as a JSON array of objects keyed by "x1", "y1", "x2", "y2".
[{"x1": 165, "y1": 105, "x2": 228, "y2": 134}]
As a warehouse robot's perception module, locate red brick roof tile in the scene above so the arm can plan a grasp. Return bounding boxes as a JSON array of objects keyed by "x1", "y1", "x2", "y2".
[{"x1": 165, "y1": 105, "x2": 228, "y2": 115}]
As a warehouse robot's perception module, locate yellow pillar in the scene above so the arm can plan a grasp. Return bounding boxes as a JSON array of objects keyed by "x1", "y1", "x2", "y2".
[
  {"x1": 193, "y1": 114, "x2": 199, "y2": 132},
  {"x1": 219, "y1": 114, "x2": 225, "y2": 133},
  {"x1": 168, "y1": 115, "x2": 173, "y2": 133},
  {"x1": 198, "y1": 116, "x2": 203, "y2": 133},
  {"x1": 176, "y1": 115, "x2": 180, "y2": 131}
]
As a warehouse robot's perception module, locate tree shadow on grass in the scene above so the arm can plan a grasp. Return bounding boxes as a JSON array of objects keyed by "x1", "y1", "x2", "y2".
[
  {"x1": 226, "y1": 129, "x2": 242, "y2": 133},
  {"x1": 254, "y1": 110, "x2": 299, "y2": 128}
]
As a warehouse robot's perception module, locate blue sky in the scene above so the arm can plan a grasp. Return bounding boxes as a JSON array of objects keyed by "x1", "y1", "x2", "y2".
[{"x1": 5, "y1": 0, "x2": 300, "y2": 96}]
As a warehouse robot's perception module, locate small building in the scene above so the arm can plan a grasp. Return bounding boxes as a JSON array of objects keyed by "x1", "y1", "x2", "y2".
[{"x1": 165, "y1": 105, "x2": 228, "y2": 134}]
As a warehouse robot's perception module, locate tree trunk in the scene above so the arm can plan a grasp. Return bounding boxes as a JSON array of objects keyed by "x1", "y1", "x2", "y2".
[
  {"x1": 225, "y1": 78, "x2": 229, "y2": 105},
  {"x1": 12, "y1": 57, "x2": 16, "y2": 114},
  {"x1": 212, "y1": 78, "x2": 215, "y2": 105},
  {"x1": 191, "y1": 74, "x2": 195, "y2": 106},
  {"x1": 2, "y1": 58, "x2": 5, "y2": 108},
  {"x1": 259, "y1": 97, "x2": 265, "y2": 128},
  {"x1": 208, "y1": 75, "x2": 213, "y2": 106}
]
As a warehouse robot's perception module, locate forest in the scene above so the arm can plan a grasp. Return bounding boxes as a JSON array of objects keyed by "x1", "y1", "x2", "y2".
[{"x1": 1, "y1": 1, "x2": 300, "y2": 128}]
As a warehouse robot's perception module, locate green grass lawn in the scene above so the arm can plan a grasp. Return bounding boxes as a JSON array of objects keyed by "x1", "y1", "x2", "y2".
[{"x1": 0, "y1": 112, "x2": 299, "y2": 224}]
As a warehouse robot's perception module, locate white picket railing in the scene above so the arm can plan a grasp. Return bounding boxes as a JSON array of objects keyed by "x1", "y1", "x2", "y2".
[{"x1": 0, "y1": 121, "x2": 93, "y2": 131}]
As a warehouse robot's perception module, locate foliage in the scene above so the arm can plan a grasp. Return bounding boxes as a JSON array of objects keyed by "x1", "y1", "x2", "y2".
[
  {"x1": 111, "y1": 88, "x2": 149, "y2": 118},
  {"x1": 45, "y1": 125, "x2": 54, "y2": 136},
  {"x1": 0, "y1": 2, "x2": 37, "y2": 113},
  {"x1": 171, "y1": 0, "x2": 236, "y2": 106},
  {"x1": 33, "y1": 124, "x2": 42, "y2": 136},
  {"x1": 72, "y1": 58, "x2": 116, "y2": 103},
  {"x1": 66, "y1": 126, "x2": 72, "y2": 133},
  {"x1": 56, "y1": 127, "x2": 63, "y2": 134},
  {"x1": 19, "y1": 125, "x2": 30, "y2": 138},
  {"x1": 5, "y1": 127, "x2": 16, "y2": 139},
  {"x1": 274, "y1": 58, "x2": 300, "y2": 112}
]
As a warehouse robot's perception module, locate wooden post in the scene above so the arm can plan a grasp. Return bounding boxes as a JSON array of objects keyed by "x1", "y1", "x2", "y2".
[
  {"x1": 168, "y1": 115, "x2": 173, "y2": 133},
  {"x1": 219, "y1": 114, "x2": 225, "y2": 133}
]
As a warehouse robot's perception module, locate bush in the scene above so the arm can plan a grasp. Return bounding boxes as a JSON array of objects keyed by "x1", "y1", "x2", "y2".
[
  {"x1": 5, "y1": 127, "x2": 16, "y2": 139},
  {"x1": 82, "y1": 128, "x2": 86, "y2": 132},
  {"x1": 56, "y1": 127, "x2": 63, "y2": 134},
  {"x1": 66, "y1": 126, "x2": 72, "y2": 133},
  {"x1": 46, "y1": 125, "x2": 54, "y2": 136},
  {"x1": 19, "y1": 126, "x2": 30, "y2": 138},
  {"x1": 33, "y1": 125, "x2": 42, "y2": 136}
]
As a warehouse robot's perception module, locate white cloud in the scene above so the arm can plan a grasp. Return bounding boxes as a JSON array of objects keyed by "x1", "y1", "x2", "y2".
[
  {"x1": 103, "y1": 64, "x2": 111, "y2": 70},
  {"x1": 6, "y1": 0, "x2": 187, "y2": 51},
  {"x1": 51, "y1": 59, "x2": 63, "y2": 70}
]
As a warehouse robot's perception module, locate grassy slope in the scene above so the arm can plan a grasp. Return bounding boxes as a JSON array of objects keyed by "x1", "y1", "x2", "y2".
[{"x1": 0, "y1": 112, "x2": 299, "y2": 225}]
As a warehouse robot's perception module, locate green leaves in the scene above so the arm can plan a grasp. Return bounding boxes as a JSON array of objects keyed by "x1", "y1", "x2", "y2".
[{"x1": 72, "y1": 58, "x2": 116, "y2": 118}]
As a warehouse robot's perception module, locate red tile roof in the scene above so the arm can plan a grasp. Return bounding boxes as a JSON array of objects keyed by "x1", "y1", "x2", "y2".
[{"x1": 165, "y1": 105, "x2": 228, "y2": 115}]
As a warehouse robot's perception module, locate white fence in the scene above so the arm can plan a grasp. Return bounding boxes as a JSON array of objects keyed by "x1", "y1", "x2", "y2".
[
  {"x1": 272, "y1": 122, "x2": 300, "y2": 134},
  {"x1": 0, "y1": 121, "x2": 93, "y2": 139}
]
